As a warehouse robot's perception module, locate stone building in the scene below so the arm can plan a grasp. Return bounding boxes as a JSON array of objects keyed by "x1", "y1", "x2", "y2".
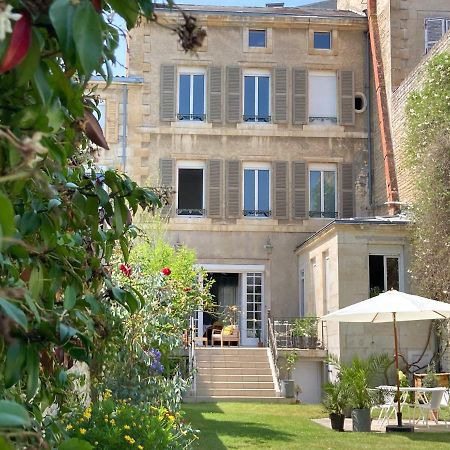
[{"x1": 92, "y1": 1, "x2": 450, "y2": 399}]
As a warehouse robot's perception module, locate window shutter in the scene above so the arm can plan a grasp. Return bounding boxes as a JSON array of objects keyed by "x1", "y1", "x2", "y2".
[
  {"x1": 273, "y1": 67, "x2": 288, "y2": 123},
  {"x1": 207, "y1": 159, "x2": 223, "y2": 218},
  {"x1": 425, "y1": 18, "x2": 445, "y2": 52},
  {"x1": 292, "y1": 161, "x2": 307, "y2": 219},
  {"x1": 208, "y1": 66, "x2": 222, "y2": 123},
  {"x1": 160, "y1": 64, "x2": 176, "y2": 121},
  {"x1": 341, "y1": 163, "x2": 354, "y2": 218},
  {"x1": 226, "y1": 66, "x2": 241, "y2": 123},
  {"x1": 226, "y1": 160, "x2": 241, "y2": 218},
  {"x1": 159, "y1": 158, "x2": 174, "y2": 217},
  {"x1": 292, "y1": 68, "x2": 307, "y2": 125},
  {"x1": 273, "y1": 161, "x2": 288, "y2": 219},
  {"x1": 339, "y1": 70, "x2": 354, "y2": 126},
  {"x1": 105, "y1": 98, "x2": 118, "y2": 144}
]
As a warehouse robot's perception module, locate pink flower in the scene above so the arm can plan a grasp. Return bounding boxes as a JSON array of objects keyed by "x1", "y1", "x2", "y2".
[
  {"x1": 161, "y1": 267, "x2": 171, "y2": 276},
  {"x1": 119, "y1": 263, "x2": 132, "y2": 277}
]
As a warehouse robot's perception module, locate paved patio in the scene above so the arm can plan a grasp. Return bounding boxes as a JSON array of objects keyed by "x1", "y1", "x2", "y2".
[{"x1": 313, "y1": 417, "x2": 450, "y2": 433}]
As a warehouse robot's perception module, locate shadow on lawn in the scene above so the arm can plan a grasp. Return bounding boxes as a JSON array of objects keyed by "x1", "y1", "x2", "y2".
[{"x1": 186, "y1": 404, "x2": 296, "y2": 449}]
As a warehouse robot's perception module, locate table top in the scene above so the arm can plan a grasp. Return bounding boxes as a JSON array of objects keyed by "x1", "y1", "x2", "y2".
[{"x1": 377, "y1": 385, "x2": 447, "y2": 392}]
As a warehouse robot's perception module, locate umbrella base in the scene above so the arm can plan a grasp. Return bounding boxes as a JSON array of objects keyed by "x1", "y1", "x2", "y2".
[{"x1": 386, "y1": 425, "x2": 414, "y2": 433}]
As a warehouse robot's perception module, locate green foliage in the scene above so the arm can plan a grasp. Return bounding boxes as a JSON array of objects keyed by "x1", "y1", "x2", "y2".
[
  {"x1": 322, "y1": 380, "x2": 349, "y2": 415},
  {"x1": 0, "y1": 1, "x2": 205, "y2": 448},
  {"x1": 292, "y1": 317, "x2": 318, "y2": 338},
  {"x1": 405, "y1": 52, "x2": 450, "y2": 305},
  {"x1": 282, "y1": 351, "x2": 299, "y2": 379},
  {"x1": 64, "y1": 394, "x2": 196, "y2": 450}
]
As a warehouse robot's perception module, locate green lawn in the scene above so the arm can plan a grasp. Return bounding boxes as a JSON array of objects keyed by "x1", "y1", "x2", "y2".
[{"x1": 183, "y1": 402, "x2": 450, "y2": 450}]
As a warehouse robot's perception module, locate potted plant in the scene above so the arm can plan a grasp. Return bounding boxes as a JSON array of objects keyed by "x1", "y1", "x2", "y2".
[
  {"x1": 339, "y1": 357, "x2": 374, "y2": 432},
  {"x1": 322, "y1": 380, "x2": 349, "y2": 431},
  {"x1": 280, "y1": 351, "x2": 299, "y2": 398},
  {"x1": 291, "y1": 317, "x2": 318, "y2": 349}
]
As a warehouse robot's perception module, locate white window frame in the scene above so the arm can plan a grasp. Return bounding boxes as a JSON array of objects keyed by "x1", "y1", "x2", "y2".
[
  {"x1": 424, "y1": 18, "x2": 450, "y2": 53},
  {"x1": 176, "y1": 160, "x2": 205, "y2": 217},
  {"x1": 242, "y1": 69, "x2": 271, "y2": 123},
  {"x1": 177, "y1": 67, "x2": 206, "y2": 121},
  {"x1": 308, "y1": 70, "x2": 337, "y2": 124},
  {"x1": 313, "y1": 31, "x2": 332, "y2": 50},
  {"x1": 368, "y1": 247, "x2": 405, "y2": 294},
  {"x1": 308, "y1": 163, "x2": 337, "y2": 219},
  {"x1": 248, "y1": 29, "x2": 267, "y2": 48},
  {"x1": 242, "y1": 162, "x2": 271, "y2": 218}
]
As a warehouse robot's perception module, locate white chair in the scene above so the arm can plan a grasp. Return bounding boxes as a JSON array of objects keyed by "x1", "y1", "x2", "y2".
[
  {"x1": 415, "y1": 390, "x2": 448, "y2": 428},
  {"x1": 373, "y1": 386, "x2": 397, "y2": 427}
]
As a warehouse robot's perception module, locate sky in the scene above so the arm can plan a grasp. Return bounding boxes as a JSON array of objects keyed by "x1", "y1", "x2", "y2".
[{"x1": 112, "y1": 0, "x2": 322, "y2": 76}]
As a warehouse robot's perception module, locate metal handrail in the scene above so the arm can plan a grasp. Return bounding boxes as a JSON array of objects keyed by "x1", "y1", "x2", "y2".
[
  {"x1": 188, "y1": 316, "x2": 197, "y2": 396},
  {"x1": 267, "y1": 312, "x2": 280, "y2": 390}
]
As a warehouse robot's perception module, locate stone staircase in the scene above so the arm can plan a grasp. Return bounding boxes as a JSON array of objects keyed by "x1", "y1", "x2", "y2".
[{"x1": 186, "y1": 347, "x2": 282, "y2": 402}]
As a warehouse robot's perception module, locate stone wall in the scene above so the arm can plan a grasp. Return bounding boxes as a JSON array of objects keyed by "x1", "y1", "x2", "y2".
[{"x1": 391, "y1": 32, "x2": 450, "y2": 206}]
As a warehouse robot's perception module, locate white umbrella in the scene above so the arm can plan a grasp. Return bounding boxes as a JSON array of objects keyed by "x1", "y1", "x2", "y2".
[{"x1": 322, "y1": 290, "x2": 450, "y2": 430}]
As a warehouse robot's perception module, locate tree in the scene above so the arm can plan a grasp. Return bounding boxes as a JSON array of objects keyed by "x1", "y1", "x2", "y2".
[{"x1": 0, "y1": 0, "x2": 204, "y2": 446}]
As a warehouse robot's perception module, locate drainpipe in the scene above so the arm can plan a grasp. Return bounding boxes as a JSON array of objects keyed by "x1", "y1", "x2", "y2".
[
  {"x1": 366, "y1": 0, "x2": 400, "y2": 215},
  {"x1": 365, "y1": 31, "x2": 372, "y2": 207},
  {"x1": 121, "y1": 84, "x2": 128, "y2": 172}
]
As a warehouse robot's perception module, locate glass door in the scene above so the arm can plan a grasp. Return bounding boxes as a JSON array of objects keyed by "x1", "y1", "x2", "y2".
[{"x1": 241, "y1": 272, "x2": 263, "y2": 346}]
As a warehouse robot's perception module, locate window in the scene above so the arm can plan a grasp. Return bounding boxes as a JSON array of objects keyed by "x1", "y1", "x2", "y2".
[
  {"x1": 425, "y1": 18, "x2": 450, "y2": 52},
  {"x1": 309, "y1": 164, "x2": 337, "y2": 218},
  {"x1": 177, "y1": 163, "x2": 205, "y2": 216},
  {"x1": 97, "y1": 100, "x2": 106, "y2": 132},
  {"x1": 308, "y1": 71, "x2": 337, "y2": 124},
  {"x1": 243, "y1": 72, "x2": 270, "y2": 122},
  {"x1": 178, "y1": 70, "x2": 205, "y2": 121},
  {"x1": 243, "y1": 165, "x2": 270, "y2": 217},
  {"x1": 313, "y1": 31, "x2": 331, "y2": 50},
  {"x1": 369, "y1": 255, "x2": 399, "y2": 295},
  {"x1": 249, "y1": 29, "x2": 266, "y2": 48}
]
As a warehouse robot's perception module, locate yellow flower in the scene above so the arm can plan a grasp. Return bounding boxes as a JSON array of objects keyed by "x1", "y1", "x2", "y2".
[
  {"x1": 168, "y1": 415, "x2": 175, "y2": 422},
  {"x1": 79, "y1": 428, "x2": 87, "y2": 435},
  {"x1": 110, "y1": 418, "x2": 116, "y2": 425},
  {"x1": 124, "y1": 435, "x2": 135, "y2": 444},
  {"x1": 83, "y1": 410, "x2": 91, "y2": 419},
  {"x1": 138, "y1": 446, "x2": 144, "y2": 450},
  {"x1": 65, "y1": 424, "x2": 73, "y2": 430},
  {"x1": 123, "y1": 424, "x2": 131, "y2": 430}
]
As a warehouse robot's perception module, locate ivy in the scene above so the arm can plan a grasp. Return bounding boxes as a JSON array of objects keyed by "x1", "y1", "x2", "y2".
[{"x1": 405, "y1": 52, "x2": 450, "y2": 305}]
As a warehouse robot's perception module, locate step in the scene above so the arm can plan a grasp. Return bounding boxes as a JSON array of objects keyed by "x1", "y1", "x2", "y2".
[
  {"x1": 196, "y1": 374, "x2": 274, "y2": 382},
  {"x1": 195, "y1": 348, "x2": 269, "y2": 356},
  {"x1": 197, "y1": 381, "x2": 275, "y2": 389},
  {"x1": 195, "y1": 388, "x2": 278, "y2": 397},
  {"x1": 196, "y1": 361, "x2": 271, "y2": 369},
  {"x1": 183, "y1": 396, "x2": 292, "y2": 403},
  {"x1": 196, "y1": 367, "x2": 272, "y2": 376},
  {"x1": 196, "y1": 354, "x2": 269, "y2": 362}
]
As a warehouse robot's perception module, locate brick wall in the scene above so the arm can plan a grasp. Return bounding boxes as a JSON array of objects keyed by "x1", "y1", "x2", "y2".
[{"x1": 391, "y1": 31, "x2": 450, "y2": 207}]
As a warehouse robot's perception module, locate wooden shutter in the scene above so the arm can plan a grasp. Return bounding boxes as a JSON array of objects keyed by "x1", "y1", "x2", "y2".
[
  {"x1": 207, "y1": 159, "x2": 223, "y2": 218},
  {"x1": 339, "y1": 70, "x2": 354, "y2": 126},
  {"x1": 273, "y1": 161, "x2": 288, "y2": 219},
  {"x1": 226, "y1": 160, "x2": 241, "y2": 218},
  {"x1": 292, "y1": 161, "x2": 307, "y2": 219},
  {"x1": 159, "y1": 158, "x2": 174, "y2": 217},
  {"x1": 105, "y1": 98, "x2": 118, "y2": 143},
  {"x1": 208, "y1": 66, "x2": 222, "y2": 123},
  {"x1": 341, "y1": 163, "x2": 354, "y2": 218},
  {"x1": 292, "y1": 68, "x2": 307, "y2": 125},
  {"x1": 226, "y1": 66, "x2": 241, "y2": 123},
  {"x1": 273, "y1": 67, "x2": 288, "y2": 123},
  {"x1": 160, "y1": 64, "x2": 176, "y2": 121},
  {"x1": 425, "y1": 18, "x2": 445, "y2": 52}
]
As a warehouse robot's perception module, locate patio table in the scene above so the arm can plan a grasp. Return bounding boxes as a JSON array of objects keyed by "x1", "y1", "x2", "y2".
[{"x1": 377, "y1": 386, "x2": 448, "y2": 427}]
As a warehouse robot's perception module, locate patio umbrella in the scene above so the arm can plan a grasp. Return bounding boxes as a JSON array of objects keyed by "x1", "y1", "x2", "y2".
[{"x1": 322, "y1": 290, "x2": 450, "y2": 430}]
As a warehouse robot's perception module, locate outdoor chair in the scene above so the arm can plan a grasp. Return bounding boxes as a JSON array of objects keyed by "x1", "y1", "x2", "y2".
[
  {"x1": 372, "y1": 386, "x2": 408, "y2": 429},
  {"x1": 211, "y1": 325, "x2": 240, "y2": 347},
  {"x1": 415, "y1": 390, "x2": 448, "y2": 428}
]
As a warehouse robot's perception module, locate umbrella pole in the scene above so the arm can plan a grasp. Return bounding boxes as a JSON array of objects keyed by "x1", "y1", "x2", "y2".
[{"x1": 393, "y1": 312, "x2": 402, "y2": 427}]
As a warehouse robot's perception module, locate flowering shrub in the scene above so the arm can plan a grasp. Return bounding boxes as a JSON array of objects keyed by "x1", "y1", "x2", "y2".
[{"x1": 65, "y1": 393, "x2": 197, "y2": 449}]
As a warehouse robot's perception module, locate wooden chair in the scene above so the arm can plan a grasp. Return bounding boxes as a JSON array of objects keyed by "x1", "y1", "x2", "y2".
[{"x1": 211, "y1": 325, "x2": 240, "y2": 347}]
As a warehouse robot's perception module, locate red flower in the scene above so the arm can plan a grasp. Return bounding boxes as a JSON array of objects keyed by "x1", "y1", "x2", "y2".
[
  {"x1": 161, "y1": 267, "x2": 171, "y2": 276},
  {"x1": 119, "y1": 263, "x2": 132, "y2": 277},
  {"x1": 183, "y1": 287, "x2": 192, "y2": 292}
]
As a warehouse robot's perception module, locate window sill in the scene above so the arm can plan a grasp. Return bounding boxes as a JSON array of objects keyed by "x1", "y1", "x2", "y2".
[
  {"x1": 303, "y1": 124, "x2": 344, "y2": 132},
  {"x1": 172, "y1": 216, "x2": 211, "y2": 224},
  {"x1": 237, "y1": 122, "x2": 278, "y2": 130},
  {"x1": 236, "y1": 218, "x2": 278, "y2": 226},
  {"x1": 171, "y1": 121, "x2": 212, "y2": 129}
]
